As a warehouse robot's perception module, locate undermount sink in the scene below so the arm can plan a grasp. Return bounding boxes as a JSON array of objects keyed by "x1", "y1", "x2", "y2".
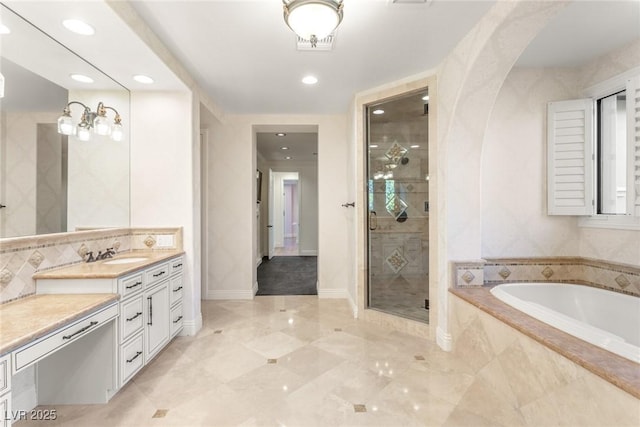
[{"x1": 103, "y1": 257, "x2": 148, "y2": 265}]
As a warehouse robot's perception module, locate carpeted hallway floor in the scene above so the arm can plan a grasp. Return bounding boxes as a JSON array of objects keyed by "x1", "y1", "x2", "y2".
[{"x1": 256, "y1": 256, "x2": 317, "y2": 295}]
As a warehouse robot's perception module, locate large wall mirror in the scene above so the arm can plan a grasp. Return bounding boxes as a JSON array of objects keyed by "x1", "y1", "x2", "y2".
[{"x1": 0, "y1": 4, "x2": 130, "y2": 238}]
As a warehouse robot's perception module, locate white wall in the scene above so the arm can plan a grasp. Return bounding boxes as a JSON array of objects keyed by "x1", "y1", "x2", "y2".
[
  {"x1": 130, "y1": 90, "x2": 201, "y2": 335},
  {"x1": 207, "y1": 114, "x2": 348, "y2": 300}
]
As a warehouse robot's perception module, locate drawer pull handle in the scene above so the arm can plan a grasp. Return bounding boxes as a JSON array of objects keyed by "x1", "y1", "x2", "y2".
[
  {"x1": 173, "y1": 286, "x2": 183, "y2": 292},
  {"x1": 173, "y1": 316, "x2": 183, "y2": 324},
  {"x1": 173, "y1": 263, "x2": 183, "y2": 268},
  {"x1": 152, "y1": 271, "x2": 165, "y2": 278},
  {"x1": 126, "y1": 281, "x2": 142, "y2": 290},
  {"x1": 62, "y1": 321, "x2": 98, "y2": 340},
  {"x1": 126, "y1": 312, "x2": 142, "y2": 322},
  {"x1": 126, "y1": 351, "x2": 142, "y2": 363}
]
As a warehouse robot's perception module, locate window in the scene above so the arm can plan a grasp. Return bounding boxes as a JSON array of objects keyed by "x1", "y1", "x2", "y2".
[{"x1": 547, "y1": 72, "x2": 640, "y2": 228}]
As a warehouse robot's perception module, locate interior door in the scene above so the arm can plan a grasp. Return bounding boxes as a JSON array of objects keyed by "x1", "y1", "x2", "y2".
[{"x1": 267, "y1": 168, "x2": 275, "y2": 259}]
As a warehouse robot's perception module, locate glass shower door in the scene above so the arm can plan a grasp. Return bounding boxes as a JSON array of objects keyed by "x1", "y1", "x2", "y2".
[{"x1": 366, "y1": 90, "x2": 429, "y2": 323}]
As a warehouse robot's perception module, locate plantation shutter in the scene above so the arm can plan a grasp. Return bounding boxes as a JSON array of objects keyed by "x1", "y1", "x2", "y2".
[
  {"x1": 627, "y1": 75, "x2": 640, "y2": 216},
  {"x1": 547, "y1": 99, "x2": 594, "y2": 215}
]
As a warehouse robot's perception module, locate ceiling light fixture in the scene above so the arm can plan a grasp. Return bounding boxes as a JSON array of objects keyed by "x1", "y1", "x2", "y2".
[
  {"x1": 276, "y1": 133, "x2": 287, "y2": 137},
  {"x1": 70, "y1": 74, "x2": 94, "y2": 83},
  {"x1": 283, "y1": 0, "x2": 344, "y2": 48},
  {"x1": 133, "y1": 75, "x2": 154, "y2": 84},
  {"x1": 302, "y1": 75, "x2": 318, "y2": 85},
  {"x1": 281, "y1": 146, "x2": 289, "y2": 150},
  {"x1": 373, "y1": 109, "x2": 385, "y2": 115},
  {"x1": 62, "y1": 19, "x2": 95, "y2": 36},
  {"x1": 285, "y1": 156, "x2": 292, "y2": 160},
  {"x1": 57, "y1": 101, "x2": 123, "y2": 142}
]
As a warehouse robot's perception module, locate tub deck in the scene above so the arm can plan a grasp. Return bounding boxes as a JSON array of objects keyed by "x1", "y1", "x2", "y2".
[{"x1": 450, "y1": 286, "x2": 640, "y2": 399}]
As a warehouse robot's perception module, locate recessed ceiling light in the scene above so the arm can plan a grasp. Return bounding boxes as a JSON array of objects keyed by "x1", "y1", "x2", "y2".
[
  {"x1": 285, "y1": 156, "x2": 292, "y2": 160},
  {"x1": 0, "y1": 24, "x2": 10, "y2": 35},
  {"x1": 70, "y1": 74, "x2": 94, "y2": 83},
  {"x1": 373, "y1": 109, "x2": 384, "y2": 115},
  {"x1": 62, "y1": 19, "x2": 95, "y2": 36},
  {"x1": 133, "y1": 75, "x2": 154, "y2": 84},
  {"x1": 302, "y1": 75, "x2": 318, "y2": 85},
  {"x1": 276, "y1": 133, "x2": 286, "y2": 137},
  {"x1": 281, "y1": 146, "x2": 289, "y2": 150},
  {"x1": 422, "y1": 95, "x2": 429, "y2": 101}
]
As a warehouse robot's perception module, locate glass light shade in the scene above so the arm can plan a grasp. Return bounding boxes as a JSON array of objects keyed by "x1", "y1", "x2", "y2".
[
  {"x1": 93, "y1": 115, "x2": 111, "y2": 136},
  {"x1": 77, "y1": 125, "x2": 92, "y2": 141},
  {"x1": 111, "y1": 123, "x2": 124, "y2": 141},
  {"x1": 57, "y1": 115, "x2": 74, "y2": 135},
  {"x1": 287, "y1": 3, "x2": 340, "y2": 40}
]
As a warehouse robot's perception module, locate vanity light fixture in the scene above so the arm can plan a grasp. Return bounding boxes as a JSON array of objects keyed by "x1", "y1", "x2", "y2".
[
  {"x1": 283, "y1": 0, "x2": 344, "y2": 48},
  {"x1": 57, "y1": 101, "x2": 123, "y2": 142},
  {"x1": 62, "y1": 19, "x2": 95, "y2": 36},
  {"x1": 133, "y1": 74, "x2": 154, "y2": 84}
]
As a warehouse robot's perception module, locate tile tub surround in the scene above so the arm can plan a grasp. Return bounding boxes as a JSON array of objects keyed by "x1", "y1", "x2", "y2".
[
  {"x1": 0, "y1": 227, "x2": 182, "y2": 304},
  {"x1": 450, "y1": 286, "x2": 640, "y2": 401},
  {"x1": 0, "y1": 293, "x2": 119, "y2": 355},
  {"x1": 453, "y1": 257, "x2": 640, "y2": 296}
]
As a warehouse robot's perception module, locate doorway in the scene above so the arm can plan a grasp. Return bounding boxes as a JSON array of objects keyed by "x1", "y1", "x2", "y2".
[{"x1": 255, "y1": 127, "x2": 318, "y2": 295}]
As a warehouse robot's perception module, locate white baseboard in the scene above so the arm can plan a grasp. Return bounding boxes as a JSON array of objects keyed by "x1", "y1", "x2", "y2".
[
  {"x1": 253, "y1": 281, "x2": 259, "y2": 296},
  {"x1": 347, "y1": 292, "x2": 358, "y2": 318},
  {"x1": 256, "y1": 257, "x2": 263, "y2": 267},
  {"x1": 436, "y1": 326, "x2": 452, "y2": 352},
  {"x1": 208, "y1": 289, "x2": 256, "y2": 300},
  {"x1": 181, "y1": 312, "x2": 203, "y2": 336},
  {"x1": 300, "y1": 249, "x2": 318, "y2": 256},
  {"x1": 317, "y1": 288, "x2": 348, "y2": 299}
]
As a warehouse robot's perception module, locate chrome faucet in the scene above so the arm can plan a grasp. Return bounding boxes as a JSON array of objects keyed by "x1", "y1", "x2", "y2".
[{"x1": 85, "y1": 247, "x2": 116, "y2": 263}]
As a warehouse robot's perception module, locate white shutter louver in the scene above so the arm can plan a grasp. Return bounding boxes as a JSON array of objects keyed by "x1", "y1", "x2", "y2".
[
  {"x1": 547, "y1": 99, "x2": 594, "y2": 215},
  {"x1": 627, "y1": 75, "x2": 640, "y2": 216}
]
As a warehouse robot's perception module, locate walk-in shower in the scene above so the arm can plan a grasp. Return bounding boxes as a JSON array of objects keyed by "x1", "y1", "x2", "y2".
[{"x1": 366, "y1": 89, "x2": 429, "y2": 323}]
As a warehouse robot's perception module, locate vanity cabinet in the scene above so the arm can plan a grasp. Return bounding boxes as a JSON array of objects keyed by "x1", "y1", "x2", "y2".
[
  {"x1": 35, "y1": 254, "x2": 184, "y2": 391},
  {"x1": 0, "y1": 354, "x2": 10, "y2": 427}
]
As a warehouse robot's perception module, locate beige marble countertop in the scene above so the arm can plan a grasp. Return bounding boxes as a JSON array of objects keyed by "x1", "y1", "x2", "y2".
[
  {"x1": 450, "y1": 286, "x2": 640, "y2": 399},
  {"x1": 0, "y1": 293, "x2": 119, "y2": 356},
  {"x1": 33, "y1": 250, "x2": 185, "y2": 280}
]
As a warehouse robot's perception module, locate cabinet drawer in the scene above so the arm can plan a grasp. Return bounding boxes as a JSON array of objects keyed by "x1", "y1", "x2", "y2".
[
  {"x1": 120, "y1": 333, "x2": 144, "y2": 386},
  {"x1": 169, "y1": 275, "x2": 183, "y2": 306},
  {"x1": 170, "y1": 257, "x2": 184, "y2": 275},
  {"x1": 13, "y1": 303, "x2": 118, "y2": 374},
  {"x1": 146, "y1": 263, "x2": 169, "y2": 286},
  {"x1": 0, "y1": 354, "x2": 9, "y2": 396},
  {"x1": 170, "y1": 303, "x2": 183, "y2": 338},
  {"x1": 119, "y1": 273, "x2": 143, "y2": 298},
  {"x1": 120, "y1": 296, "x2": 144, "y2": 342}
]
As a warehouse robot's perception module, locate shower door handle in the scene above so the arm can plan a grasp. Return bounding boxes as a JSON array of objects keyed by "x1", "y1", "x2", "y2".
[{"x1": 369, "y1": 211, "x2": 377, "y2": 230}]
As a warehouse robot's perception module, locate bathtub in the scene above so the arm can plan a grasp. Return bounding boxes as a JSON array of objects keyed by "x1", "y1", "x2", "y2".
[{"x1": 490, "y1": 283, "x2": 640, "y2": 364}]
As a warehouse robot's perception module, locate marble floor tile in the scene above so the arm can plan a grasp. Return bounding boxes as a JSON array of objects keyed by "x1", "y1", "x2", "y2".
[{"x1": 15, "y1": 296, "x2": 609, "y2": 427}]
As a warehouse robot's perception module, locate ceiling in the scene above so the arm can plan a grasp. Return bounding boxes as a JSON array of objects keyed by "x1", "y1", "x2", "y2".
[{"x1": 2, "y1": 0, "x2": 639, "y2": 119}]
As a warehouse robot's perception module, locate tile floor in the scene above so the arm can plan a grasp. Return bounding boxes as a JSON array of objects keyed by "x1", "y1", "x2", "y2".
[{"x1": 20, "y1": 297, "x2": 512, "y2": 426}]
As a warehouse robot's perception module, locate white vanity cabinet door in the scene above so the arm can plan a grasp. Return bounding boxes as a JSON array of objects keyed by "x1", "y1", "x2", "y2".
[
  {"x1": 120, "y1": 333, "x2": 144, "y2": 386},
  {"x1": 170, "y1": 303, "x2": 183, "y2": 338},
  {"x1": 144, "y1": 282, "x2": 170, "y2": 361},
  {"x1": 120, "y1": 296, "x2": 144, "y2": 343}
]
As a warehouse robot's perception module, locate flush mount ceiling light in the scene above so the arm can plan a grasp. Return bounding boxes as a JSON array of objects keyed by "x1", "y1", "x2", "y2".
[
  {"x1": 62, "y1": 19, "x2": 95, "y2": 35},
  {"x1": 283, "y1": 0, "x2": 344, "y2": 47},
  {"x1": 57, "y1": 101, "x2": 123, "y2": 142},
  {"x1": 302, "y1": 75, "x2": 318, "y2": 85}
]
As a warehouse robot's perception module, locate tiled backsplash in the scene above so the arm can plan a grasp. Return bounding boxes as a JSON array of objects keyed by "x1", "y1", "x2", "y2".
[
  {"x1": 453, "y1": 257, "x2": 640, "y2": 297},
  {"x1": 0, "y1": 227, "x2": 182, "y2": 304}
]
